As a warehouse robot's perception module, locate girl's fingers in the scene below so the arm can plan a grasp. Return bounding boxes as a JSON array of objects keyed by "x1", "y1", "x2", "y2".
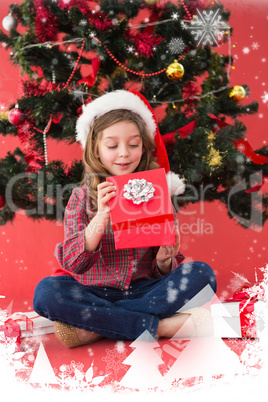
[
  {"x1": 174, "y1": 226, "x2": 180, "y2": 250},
  {"x1": 166, "y1": 246, "x2": 173, "y2": 255},
  {"x1": 98, "y1": 183, "x2": 117, "y2": 213},
  {"x1": 98, "y1": 183, "x2": 117, "y2": 199},
  {"x1": 104, "y1": 191, "x2": 116, "y2": 201},
  {"x1": 97, "y1": 181, "x2": 116, "y2": 191},
  {"x1": 163, "y1": 245, "x2": 173, "y2": 257}
]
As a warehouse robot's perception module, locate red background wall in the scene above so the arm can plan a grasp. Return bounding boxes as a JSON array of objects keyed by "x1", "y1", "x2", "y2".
[{"x1": 0, "y1": 0, "x2": 267, "y2": 312}]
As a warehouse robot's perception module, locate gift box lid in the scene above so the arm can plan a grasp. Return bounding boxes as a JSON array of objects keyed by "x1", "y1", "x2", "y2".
[
  {"x1": 107, "y1": 168, "x2": 174, "y2": 229},
  {"x1": 211, "y1": 300, "x2": 265, "y2": 317},
  {"x1": 211, "y1": 302, "x2": 239, "y2": 317},
  {"x1": 14, "y1": 311, "x2": 54, "y2": 331}
]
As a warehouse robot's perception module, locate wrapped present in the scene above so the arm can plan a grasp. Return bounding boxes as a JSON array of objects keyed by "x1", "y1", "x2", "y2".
[
  {"x1": 211, "y1": 292, "x2": 266, "y2": 338},
  {"x1": 107, "y1": 168, "x2": 176, "y2": 249},
  {"x1": 15, "y1": 311, "x2": 54, "y2": 338},
  {"x1": 0, "y1": 311, "x2": 54, "y2": 352},
  {"x1": 0, "y1": 316, "x2": 21, "y2": 352}
]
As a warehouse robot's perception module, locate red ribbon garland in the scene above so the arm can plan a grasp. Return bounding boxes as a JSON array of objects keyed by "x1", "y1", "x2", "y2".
[
  {"x1": 162, "y1": 120, "x2": 197, "y2": 144},
  {"x1": 233, "y1": 138, "x2": 268, "y2": 165},
  {"x1": 245, "y1": 175, "x2": 268, "y2": 193},
  {"x1": 208, "y1": 114, "x2": 268, "y2": 165},
  {"x1": 162, "y1": 116, "x2": 268, "y2": 167},
  {"x1": 77, "y1": 57, "x2": 101, "y2": 88},
  {"x1": 162, "y1": 115, "x2": 268, "y2": 194}
]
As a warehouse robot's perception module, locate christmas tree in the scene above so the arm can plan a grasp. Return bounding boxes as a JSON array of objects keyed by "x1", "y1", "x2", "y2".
[
  {"x1": 163, "y1": 336, "x2": 244, "y2": 385},
  {"x1": 120, "y1": 329, "x2": 165, "y2": 390},
  {"x1": 0, "y1": 0, "x2": 267, "y2": 227},
  {"x1": 28, "y1": 342, "x2": 59, "y2": 386}
]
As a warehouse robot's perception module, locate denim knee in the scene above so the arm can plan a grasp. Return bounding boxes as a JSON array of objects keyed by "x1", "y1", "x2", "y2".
[
  {"x1": 198, "y1": 261, "x2": 217, "y2": 293},
  {"x1": 178, "y1": 260, "x2": 217, "y2": 294},
  {"x1": 33, "y1": 276, "x2": 56, "y2": 316}
]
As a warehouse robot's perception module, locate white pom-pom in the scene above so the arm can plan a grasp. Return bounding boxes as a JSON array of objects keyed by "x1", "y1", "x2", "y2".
[{"x1": 166, "y1": 171, "x2": 185, "y2": 196}]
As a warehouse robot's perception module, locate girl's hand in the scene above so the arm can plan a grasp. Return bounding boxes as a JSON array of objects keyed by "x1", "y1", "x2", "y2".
[
  {"x1": 156, "y1": 227, "x2": 180, "y2": 273},
  {"x1": 85, "y1": 181, "x2": 116, "y2": 251},
  {"x1": 96, "y1": 181, "x2": 117, "y2": 218}
]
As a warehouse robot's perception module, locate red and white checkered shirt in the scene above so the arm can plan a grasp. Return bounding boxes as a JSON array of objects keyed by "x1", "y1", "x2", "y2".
[{"x1": 53, "y1": 182, "x2": 184, "y2": 290}]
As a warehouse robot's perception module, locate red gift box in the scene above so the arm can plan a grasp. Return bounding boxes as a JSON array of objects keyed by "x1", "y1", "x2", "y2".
[
  {"x1": 107, "y1": 168, "x2": 176, "y2": 249},
  {"x1": 0, "y1": 311, "x2": 54, "y2": 349},
  {"x1": 211, "y1": 291, "x2": 266, "y2": 338},
  {"x1": 0, "y1": 316, "x2": 22, "y2": 352},
  {"x1": 16, "y1": 311, "x2": 54, "y2": 338}
]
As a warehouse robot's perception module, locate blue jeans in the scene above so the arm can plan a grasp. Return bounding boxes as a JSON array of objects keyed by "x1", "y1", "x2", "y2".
[{"x1": 33, "y1": 261, "x2": 216, "y2": 341}]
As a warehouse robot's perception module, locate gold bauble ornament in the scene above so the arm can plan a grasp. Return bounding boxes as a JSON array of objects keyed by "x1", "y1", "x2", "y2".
[
  {"x1": 228, "y1": 85, "x2": 246, "y2": 101},
  {"x1": 145, "y1": 0, "x2": 160, "y2": 4},
  {"x1": 0, "y1": 111, "x2": 9, "y2": 120},
  {"x1": 166, "y1": 59, "x2": 184, "y2": 81}
]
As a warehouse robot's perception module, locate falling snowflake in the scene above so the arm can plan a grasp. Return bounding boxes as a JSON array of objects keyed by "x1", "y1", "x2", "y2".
[
  {"x1": 251, "y1": 42, "x2": 260, "y2": 50},
  {"x1": 229, "y1": 271, "x2": 251, "y2": 293},
  {"x1": 235, "y1": 155, "x2": 245, "y2": 164},
  {"x1": 115, "y1": 341, "x2": 126, "y2": 354},
  {"x1": 187, "y1": 8, "x2": 229, "y2": 46},
  {"x1": 151, "y1": 77, "x2": 161, "y2": 88},
  {"x1": 168, "y1": 37, "x2": 186, "y2": 54},
  {"x1": 181, "y1": 20, "x2": 188, "y2": 30},
  {"x1": 167, "y1": 286, "x2": 179, "y2": 303},
  {"x1": 70, "y1": 285, "x2": 83, "y2": 301},
  {"x1": 242, "y1": 47, "x2": 250, "y2": 54},
  {"x1": 237, "y1": 143, "x2": 246, "y2": 152},
  {"x1": 179, "y1": 277, "x2": 189, "y2": 291},
  {"x1": 261, "y1": 91, "x2": 268, "y2": 104},
  {"x1": 127, "y1": 45, "x2": 134, "y2": 53},
  {"x1": 80, "y1": 307, "x2": 91, "y2": 321}
]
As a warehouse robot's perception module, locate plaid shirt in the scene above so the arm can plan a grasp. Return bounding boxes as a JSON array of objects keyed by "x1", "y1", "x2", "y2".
[{"x1": 54, "y1": 182, "x2": 185, "y2": 290}]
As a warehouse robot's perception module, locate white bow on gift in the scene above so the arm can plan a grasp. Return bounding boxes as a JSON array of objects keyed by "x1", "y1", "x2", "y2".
[{"x1": 123, "y1": 179, "x2": 155, "y2": 205}]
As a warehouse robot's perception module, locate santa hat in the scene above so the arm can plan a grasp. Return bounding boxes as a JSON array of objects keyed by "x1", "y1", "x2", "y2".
[{"x1": 76, "y1": 89, "x2": 185, "y2": 195}]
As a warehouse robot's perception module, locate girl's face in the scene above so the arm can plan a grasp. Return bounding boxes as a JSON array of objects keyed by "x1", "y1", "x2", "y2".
[{"x1": 97, "y1": 120, "x2": 143, "y2": 176}]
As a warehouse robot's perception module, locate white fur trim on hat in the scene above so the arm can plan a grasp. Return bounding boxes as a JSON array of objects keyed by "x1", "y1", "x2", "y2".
[
  {"x1": 166, "y1": 171, "x2": 186, "y2": 196},
  {"x1": 76, "y1": 90, "x2": 157, "y2": 148}
]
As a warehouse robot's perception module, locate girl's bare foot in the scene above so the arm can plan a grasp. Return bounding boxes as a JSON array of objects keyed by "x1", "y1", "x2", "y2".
[
  {"x1": 156, "y1": 308, "x2": 214, "y2": 338},
  {"x1": 76, "y1": 328, "x2": 103, "y2": 343},
  {"x1": 156, "y1": 313, "x2": 193, "y2": 338}
]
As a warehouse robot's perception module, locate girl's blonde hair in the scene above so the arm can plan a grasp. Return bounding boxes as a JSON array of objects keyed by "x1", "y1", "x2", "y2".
[{"x1": 82, "y1": 109, "x2": 160, "y2": 212}]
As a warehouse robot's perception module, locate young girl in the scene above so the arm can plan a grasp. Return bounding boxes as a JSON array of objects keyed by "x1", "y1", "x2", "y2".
[{"x1": 33, "y1": 90, "x2": 217, "y2": 348}]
